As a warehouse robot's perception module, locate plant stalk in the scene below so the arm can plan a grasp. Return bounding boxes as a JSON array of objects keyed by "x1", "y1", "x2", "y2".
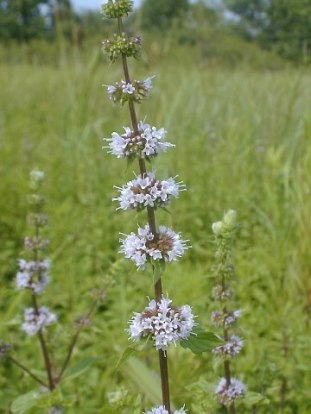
[{"x1": 117, "y1": 16, "x2": 171, "y2": 411}]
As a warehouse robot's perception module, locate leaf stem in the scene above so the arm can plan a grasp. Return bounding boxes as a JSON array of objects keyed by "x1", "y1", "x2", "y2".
[
  {"x1": 57, "y1": 298, "x2": 98, "y2": 383},
  {"x1": 8, "y1": 355, "x2": 48, "y2": 388}
]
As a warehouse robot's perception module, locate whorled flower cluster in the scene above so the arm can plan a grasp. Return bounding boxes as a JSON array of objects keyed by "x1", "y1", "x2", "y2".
[
  {"x1": 120, "y1": 225, "x2": 189, "y2": 269},
  {"x1": 215, "y1": 378, "x2": 247, "y2": 406},
  {"x1": 114, "y1": 173, "x2": 184, "y2": 211},
  {"x1": 22, "y1": 307, "x2": 57, "y2": 336},
  {"x1": 24, "y1": 236, "x2": 49, "y2": 251},
  {"x1": 106, "y1": 77, "x2": 153, "y2": 104},
  {"x1": 144, "y1": 406, "x2": 187, "y2": 414},
  {"x1": 129, "y1": 297, "x2": 195, "y2": 351},
  {"x1": 16, "y1": 259, "x2": 50, "y2": 294},
  {"x1": 102, "y1": 33, "x2": 141, "y2": 62},
  {"x1": 0, "y1": 341, "x2": 10, "y2": 358},
  {"x1": 101, "y1": 0, "x2": 133, "y2": 19},
  {"x1": 212, "y1": 335, "x2": 243, "y2": 358},
  {"x1": 104, "y1": 121, "x2": 174, "y2": 159},
  {"x1": 211, "y1": 309, "x2": 242, "y2": 327}
]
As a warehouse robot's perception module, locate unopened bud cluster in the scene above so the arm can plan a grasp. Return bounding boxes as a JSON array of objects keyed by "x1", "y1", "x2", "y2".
[
  {"x1": 101, "y1": 0, "x2": 133, "y2": 19},
  {"x1": 102, "y1": 33, "x2": 141, "y2": 62},
  {"x1": 211, "y1": 210, "x2": 246, "y2": 406}
]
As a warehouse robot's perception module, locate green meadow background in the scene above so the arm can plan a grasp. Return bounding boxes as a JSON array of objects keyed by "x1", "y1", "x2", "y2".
[{"x1": 1, "y1": 7, "x2": 311, "y2": 414}]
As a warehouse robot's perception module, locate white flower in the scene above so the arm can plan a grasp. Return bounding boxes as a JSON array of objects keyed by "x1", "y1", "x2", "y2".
[
  {"x1": 129, "y1": 297, "x2": 195, "y2": 351},
  {"x1": 22, "y1": 307, "x2": 57, "y2": 336},
  {"x1": 114, "y1": 172, "x2": 184, "y2": 211},
  {"x1": 213, "y1": 335, "x2": 244, "y2": 357},
  {"x1": 120, "y1": 225, "x2": 189, "y2": 269},
  {"x1": 16, "y1": 259, "x2": 50, "y2": 294},
  {"x1": 144, "y1": 406, "x2": 187, "y2": 414},
  {"x1": 30, "y1": 170, "x2": 45, "y2": 182},
  {"x1": 215, "y1": 377, "x2": 246, "y2": 406},
  {"x1": 106, "y1": 77, "x2": 154, "y2": 104},
  {"x1": 104, "y1": 121, "x2": 174, "y2": 159},
  {"x1": 122, "y1": 83, "x2": 136, "y2": 94}
]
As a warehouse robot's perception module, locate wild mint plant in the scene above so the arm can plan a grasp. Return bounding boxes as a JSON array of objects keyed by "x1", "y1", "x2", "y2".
[
  {"x1": 101, "y1": 1, "x2": 195, "y2": 412},
  {"x1": 211, "y1": 210, "x2": 246, "y2": 413},
  {"x1": 1, "y1": 170, "x2": 102, "y2": 412}
]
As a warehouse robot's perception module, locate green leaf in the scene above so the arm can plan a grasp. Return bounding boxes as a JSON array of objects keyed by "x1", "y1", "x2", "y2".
[
  {"x1": 180, "y1": 328, "x2": 222, "y2": 354},
  {"x1": 11, "y1": 391, "x2": 40, "y2": 413},
  {"x1": 115, "y1": 337, "x2": 150, "y2": 373},
  {"x1": 161, "y1": 207, "x2": 172, "y2": 215},
  {"x1": 244, "y1": 391, "x2": 269, "y2": 406},
  {"x1": 153, "y1": 261, "x2": 165, "y2": 283},
  {"x1": 64, "y1": 356, "x2": 98, "y2": 381},
  {"x1": 123, "y1": 357, "x2": 170, "y2": 407},
  {"x1": 115, "y1": 346, "x2": 137, "y2": 373}
]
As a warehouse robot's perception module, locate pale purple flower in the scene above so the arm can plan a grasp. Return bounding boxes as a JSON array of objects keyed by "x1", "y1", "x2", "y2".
[
  {"x1": 120, "y1": 225, "x2": 189, "y2": 269},
  {"x1": 215, "y1": 377, "x2": 246, "y2": 406},
  {"x1": 16, "y1": 259, "x2": 50, "y2": 294},
  {"x1": 122, "y1": 83, "x2": 135, "y2": 94},
  {"x1": 144, "y1": 406, "x2": 187, "y2": 414},
  {"x1": 129, "y1": 297, "x2": 195, "y2": 351},
  {"x1": 22, "y1": 307, "x2": 57, "y2": 336},
  {"x1": 104, "y1": 121, "x2": 174, "y2": 159},
  {"x1": 114, "y1": 172, "x2": 184, "y2": 210},
  {"x1": 213, "y1": 335, "x2": 244, "y2": 357},
  {"x1": 0, "y1": 341, "x2": 10, "y2": 358},
  {"x1": 24, "y1": 236, "x2": 49, "y2": 251},
  {"x1": 211, "y1": 309, "x2": 242, "y2": 327}
]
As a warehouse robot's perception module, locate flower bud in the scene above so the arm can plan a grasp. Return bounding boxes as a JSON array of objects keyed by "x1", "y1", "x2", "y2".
[
  {"x1": 101, "y1": 0, "x2": 133, "y2": 19},
  {"x1": 223, "y1": 209, "x2": 237, "y2": 230},
  {"x1": 29, "y1": 170, "x2": 45, "y2": 190},
  {"x1": 212, "y1": 221, "x2": 225, "y2": 236}
]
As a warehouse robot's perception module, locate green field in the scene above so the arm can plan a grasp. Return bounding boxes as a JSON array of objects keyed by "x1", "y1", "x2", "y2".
[{"x1": 1, "y1": 43, "x2": 311, "y2": 413}]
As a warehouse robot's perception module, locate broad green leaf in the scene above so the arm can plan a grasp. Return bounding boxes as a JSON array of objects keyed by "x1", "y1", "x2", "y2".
[
  {"x1": 180, "y1": 329, "x2": 222, "y2": 354},
  {"x1": 11, "y1": 391, "x2": 40, "y2": 413},
  {"x1": 64, "y1": 356, "x2": 98, "y2": 381},
  {"x1": 115, "y1": 337, "x2": 150, "y2": 373},
  {"x1": 123, "y1": 356, "x2": 175, "y2": 408},
  {"x1": 115, "y1": 346, "x2": 137, "y2": 373}
]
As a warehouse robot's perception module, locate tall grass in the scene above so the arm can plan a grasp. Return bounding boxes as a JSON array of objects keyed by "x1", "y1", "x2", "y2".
[{"x1": 0, "y1": 46, "x2": 310, "y2": 413}]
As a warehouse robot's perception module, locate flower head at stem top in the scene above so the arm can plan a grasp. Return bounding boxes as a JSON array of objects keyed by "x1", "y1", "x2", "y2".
[{"x1": 101, "y1": 0, "x2": 133, "y2": 19}]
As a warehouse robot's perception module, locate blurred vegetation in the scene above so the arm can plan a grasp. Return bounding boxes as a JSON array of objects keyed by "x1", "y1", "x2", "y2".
[{"x1": 0, "y1": 0, "x2": 310, "y2": 64}]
